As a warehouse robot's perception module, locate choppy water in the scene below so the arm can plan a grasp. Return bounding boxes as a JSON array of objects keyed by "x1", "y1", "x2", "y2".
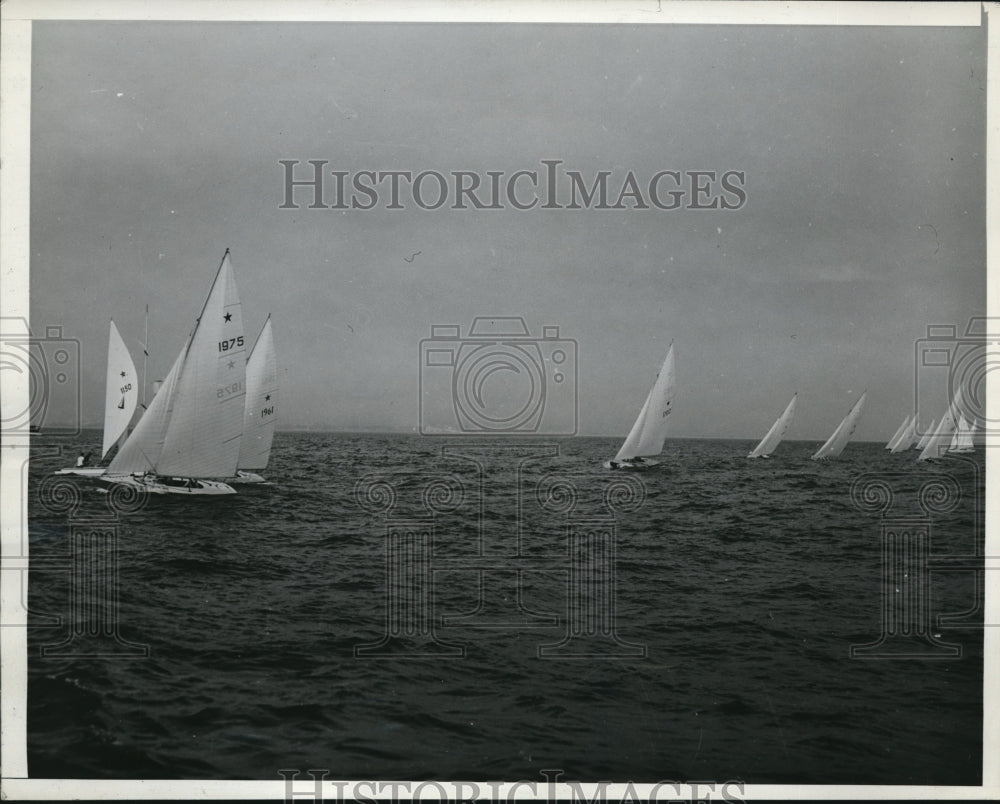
[{"x1": 25, "y1": 433, "x2": 983, "y2": 784}]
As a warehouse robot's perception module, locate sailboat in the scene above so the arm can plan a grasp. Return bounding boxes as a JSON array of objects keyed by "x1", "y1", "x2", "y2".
[
  {"x1": 99, "y1": 250, "x2": 247, "y2": 495},
  {"x1": 917, "y1": 408, "x2": 958, "y2": 461},
  {"x1": 948, "y1": 415, "x2": 975, "y2": 453},
  {"x1": 914, "y1": 417, "x2": 936, "y2": 450},
  {"x1": 890, "y1": 416, "x2": 917, "y2": 453},
  {"x1": 885, "y1": 414, "x2": 912, "y2": 450},
  {"x1": 232, "y1": 315, "x2": 277, "y2": 483},
  {"x1": 810, "y1": 390, "x2": 867, "y2": 460},
  {"x1": 747, "y1": 393, "x2": 797, "y2": 459},
  {"x1": 55, "y1": 320, "x2": 139, "y2": 477},
  {"x1": 604, "y1": 344, "x2": 675, "y2": 470}
]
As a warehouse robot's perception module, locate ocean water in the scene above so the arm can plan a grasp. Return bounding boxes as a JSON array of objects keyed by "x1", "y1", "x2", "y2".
[{"x1": 25, "y1": 433, "x2": 983, "y2": 784}]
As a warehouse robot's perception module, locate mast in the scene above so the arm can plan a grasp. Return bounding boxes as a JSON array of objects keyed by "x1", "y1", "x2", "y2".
[{"x1": 141, "y1": 304, "x2": 149, "y2": 409}]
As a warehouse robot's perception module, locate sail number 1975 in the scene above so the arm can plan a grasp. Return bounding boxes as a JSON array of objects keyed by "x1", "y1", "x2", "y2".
[{"x1": 218, "y1": 336, "x2": 245, "y2": 352}]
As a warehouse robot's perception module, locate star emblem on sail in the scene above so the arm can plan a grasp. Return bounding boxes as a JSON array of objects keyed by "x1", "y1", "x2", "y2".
[{"x1": 107, "y1": 250, "x2": 248, "y2": 479}]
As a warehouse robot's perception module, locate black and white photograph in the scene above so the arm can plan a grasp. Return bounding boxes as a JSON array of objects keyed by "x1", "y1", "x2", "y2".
[{"x1": 0, "y1": 1, "x2": 995, "y2": 800}]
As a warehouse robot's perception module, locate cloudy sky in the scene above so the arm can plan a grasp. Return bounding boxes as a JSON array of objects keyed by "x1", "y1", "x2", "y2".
[{"x1": 27, "y1": 15, "x2": 986, "y2": 439}]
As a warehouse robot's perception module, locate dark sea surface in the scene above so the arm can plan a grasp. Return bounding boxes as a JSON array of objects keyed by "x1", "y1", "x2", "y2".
[{"x1": 25, "y1": 433, "x2": 984, "y2": 784}]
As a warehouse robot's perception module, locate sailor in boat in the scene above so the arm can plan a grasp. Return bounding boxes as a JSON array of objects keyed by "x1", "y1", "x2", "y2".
[{"x1": 76, "y1": 451, "x2": 93, "y2": 468}]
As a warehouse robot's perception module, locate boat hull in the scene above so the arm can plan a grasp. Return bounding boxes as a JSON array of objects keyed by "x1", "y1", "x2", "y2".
[
  {"x1": 100, "y1": 474, "x2": 237, "y2": 495},
  {"x1": 54, "y1": 467, "x2": 107, "y2": 477},
  {"x1": 231, "y1": 470, "x2": 267, "y2": 484},
  {"x1": 603, "y1": 457, "x2": 661, "y2": 471}
]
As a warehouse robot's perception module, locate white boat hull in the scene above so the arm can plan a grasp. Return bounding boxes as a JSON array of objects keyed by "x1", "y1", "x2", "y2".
[
  {"x1": 100, "y1": 474, "x2": 237, "y2": 495},
  {"x1": 54, "y1": 467, "x2": 107, "y2": 477},
  {"x1": 230, "y1": 470, "x2": 267, "y2": 484},
  {"x1": 603, "y1": 457, "x2": 661, "y2": 471}
]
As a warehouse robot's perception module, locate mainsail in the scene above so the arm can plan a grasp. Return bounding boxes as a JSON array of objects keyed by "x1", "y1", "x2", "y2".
[
  {"x1": 613, "y1": 344, "x2": 675, "y2": 462},
  {"x1": 810, "y1": 391, "x2": 867, "y2": 460},
  {"x1": 107, "y1": 337, "x2": 187, "y2": 474},
  {"x1": 107, "y1": 250, "x2": 247, "y2": 479},
  {"x1": 238, "y1": 315, "x2": 278, "y2": 471},
  {"x1": 102, "y1": 319, "x2": 139, "y2": 458},
  {"x1": 889, "y1": 416, "x2": 917, "y2": 453},
  {"x1": 885, "y1": 414, "x2": 911, "y2": 451},
  {"x1": 914, "y1": 418, "x2": 936, "y2": 450},
  {"x1": 748, "y1": 393, "x2": 797, "y2": 458},
  {"x1": 949, "y1": 415, "x2": 975, "y2": 453},
  {"x1": 918, "y1": 409, "x2": 958, "y2": 461}
]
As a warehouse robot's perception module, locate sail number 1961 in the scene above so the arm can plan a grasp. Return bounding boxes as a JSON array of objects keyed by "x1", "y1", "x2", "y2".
[{"x1": 218, "y1": 336, "x2": 245, "y2": 352}]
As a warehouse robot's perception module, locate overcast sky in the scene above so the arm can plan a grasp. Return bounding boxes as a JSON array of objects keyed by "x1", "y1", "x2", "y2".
[{"x1": 28, "y1": 18, "x2": 986, "y2": 439}]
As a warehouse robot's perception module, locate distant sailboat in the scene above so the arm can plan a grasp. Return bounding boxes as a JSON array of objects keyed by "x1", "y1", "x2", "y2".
[
  {"x1": 885, "y1": 414, "x2": 911, "y2": 450},
  {"x1": 101, "y1": 250, "x2": 247, "y2": 495},
  {"x1": 604, "y1": 344, "x2": 675, "y2": 470},
  {"x1": 917, "y1": 409, "x2": 958, "y2": 461},
  {"x1": 811, "y1": 391, "x2": 867, "y2": 460},
  {"x1": 890, "y1": 416, "x2": 917, "y2": 453},
  {"x1": 747, "y1": 393, "x2": 797, "y2": 459},
  {"x1": 233, "y1": 315, "x2": 277, "y2": 483},
  {"x1": 55, "y1": 319, "x2": 138, "y2": 477},
  {"x1": 948, "y1": 415, "x2": 975, "y2": 453},
  {"x1": 914, "y1": 418, "x2": 936, "y2": 450}
]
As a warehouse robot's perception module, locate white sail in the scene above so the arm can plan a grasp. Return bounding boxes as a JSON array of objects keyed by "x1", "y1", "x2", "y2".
[
  {"x1": 918, "y1": 409, "x2": 958, "y2": 461},
  {"x1": 890, "y1": 416, "x2": 917, "y2": 453},
  {"x1": 914, "y1": 418, "x2": 936, "y2": 450},
  {"x1": 101, "y1": 320, "x2": 139, "y2": 458},
  {"x1": 811, "y1": 391, "x2": 867, "y2": 460},
  {"x1": 106, "y1": 337, "x2": 188, "y2": 474},
  {"x1": 885, "y1": 414, "x2": 911, "y2": 451},
  {"x1": 949, "y1": 415, "x2": 975, "y2": 453},
  {"x1": 613, "y1": 345, "x2": 675, "y2": 462},
  {"x1": 157, "y1": 251, "x2": 247, "y2": 478},
  {"x1": 238, "y1": 315, "x2": 277, "y2": 471},
  {"x1": 748, "y1": 393, "x2": 797, "y2": 458}
]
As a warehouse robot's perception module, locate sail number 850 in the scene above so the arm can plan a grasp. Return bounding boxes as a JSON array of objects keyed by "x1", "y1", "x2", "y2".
[{"x1": 218, "y1": 336, "x2": 245, "y2": 352}]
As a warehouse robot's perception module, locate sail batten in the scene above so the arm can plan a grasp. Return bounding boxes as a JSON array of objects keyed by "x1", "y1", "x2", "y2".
[
  {"x1": 613, "y1": 345, "x2": 675, "y2": 462},
  {"x1": 811, "y1": 391, "x2": 867, "y2": 460},
  {"x1": 748, "y1": 393, "x2": 797, "y2": 458}
]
